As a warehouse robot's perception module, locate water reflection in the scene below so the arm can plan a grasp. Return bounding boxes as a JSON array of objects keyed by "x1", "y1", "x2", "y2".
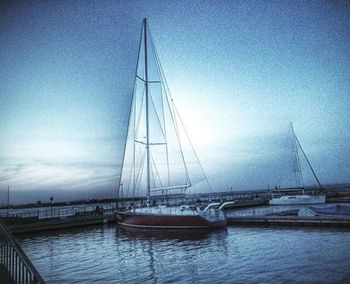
[
  {"x1": 16, "y1": 224, "x2": 350, "y2": 283},
  {"x1": 117, "y1": 226, "x2": 216, "y2": 241},
  {"x1": 115, "y1": 226, "x2": 229, "y2": 283}
]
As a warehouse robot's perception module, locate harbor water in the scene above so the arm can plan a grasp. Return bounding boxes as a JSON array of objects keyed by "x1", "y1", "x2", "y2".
[{"x1": 17, "y1": 220, "x2": 350, "y2": 283}]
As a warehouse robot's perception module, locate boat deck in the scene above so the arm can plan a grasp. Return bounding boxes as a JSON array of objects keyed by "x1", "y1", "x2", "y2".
[{"x1": 132, "y1": 206, "x2": 198, "y2": 216}]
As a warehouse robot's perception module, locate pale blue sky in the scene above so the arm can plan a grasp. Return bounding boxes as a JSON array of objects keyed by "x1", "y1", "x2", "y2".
[{"x1": 0, "y1": 0, "x2": 349, "y2": 203}]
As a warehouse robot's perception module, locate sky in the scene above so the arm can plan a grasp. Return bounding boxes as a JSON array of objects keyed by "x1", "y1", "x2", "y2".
[{"x1": 0, "y1": 0, "x2": 349, "y2": 204}]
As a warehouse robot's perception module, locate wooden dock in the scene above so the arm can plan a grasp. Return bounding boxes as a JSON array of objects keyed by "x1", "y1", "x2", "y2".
[
  {"x1": 2, "y1": 187, "x2": 350, "y2": 234},
  {"x1": 2, "y1": 214, "x2": 118, "y2": 234},
  {"x1": 227, "y1": 215, "x2": 350, "y2": 228},
  {"x1": 4, "y1": 212, "x2": 350, "y2": 234},
  {"x1": 2, "y1": 199, "x2": 264, "y2": 234}
]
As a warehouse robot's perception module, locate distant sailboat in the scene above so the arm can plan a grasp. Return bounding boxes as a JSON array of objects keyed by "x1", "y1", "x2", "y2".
[
  {"x1": 269, "y1": 123, "x2": 326, "y2": 205},
  {"x1": 115, "y1": 19, "x2": 233, "y2": 228}
]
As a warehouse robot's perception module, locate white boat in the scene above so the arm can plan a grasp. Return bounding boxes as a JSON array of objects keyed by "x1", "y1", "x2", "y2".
[
  {"x1": 270, "y1": 195, "x2": 326, "y2": 205},
  {"x1": 115, "y1": 18, "x2": 233, "y2": 229},
  {"x1": 269, "y1": 123, "x2": 326, "y2": 206}
]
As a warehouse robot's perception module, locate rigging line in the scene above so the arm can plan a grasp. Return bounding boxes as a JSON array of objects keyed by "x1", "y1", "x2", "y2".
[
  {"x1": 133, "y1": 92, "x2": 135, "y2": 196},
  {"x1": 163, "y1": 101, "x2": 171, "y2": 187},
  {"x1": 172, "y1": 102, "x2": 213, "y2": 192},
  {"x1": 144, "y1": 18, "x2": 151, "y2": 205},
  {"x1": 148, "y1": 29, "x2": 170, "y2": 187},
  {"x1": 166, "y1": 89, "x2": 191, "y2": 186},
  {"x1": 160, "y1": 73, "x2": 170, "y2": 188},
  {"x1": 118, "y1": 21, "x2": 144, "y2": 202},
  {"x1": 149, "y1": 28, "x2": 179, "y2": 114},
  {"x1": 133, "y1": 80, "x2": 145, "y2": 196},
  {"x1": 149, "y1": 29, "x2": 191, "y2": 187},
  {"x1": 188, "y1": 177, "x2": 207, "y2": 187},
  {"x1": 294, "y1": 134, "x2": 323, "y2": 190},
  {"x1": 145, "y1": 28, "x2": 166, "y2": 139},
  {"x1": 278, "y1": 133, "x2": 290, "y2": 186},
  {"x1": 136, "y1": 75, "x2": 145, "y2": 82},
  {"x1": 170, "y1": 100, "x2": 191, "y2": 186},
  {"x1": 150, "y1": 150, "x2": 164, "y2": 188},
  {"x1": 135, "y1": 149, "x2": 147, "y2": 197},
  {"x1": 149, "y1": 89, "x2": 166, "y2": 138},
  {"x1": 148, "y1": 29, "x2": 173, "y2": 104},
  {"x1": 125, "y1": 148, "x2": 136, "y2": 197},
  {"x1": 135, "y1": 86, "x2": 146, "y2": 139},
  {"x1": 151, "y1": 21, "x2": 212, "y2": 189},
  {"x1": 150, "y1": 152, "x2": 156, "y2": 191},
  {"x1": 133, "y1": 75, "x2": 138, "y2": 197},
  {"x1": 163, "y1": 89, "x2": 171, "y2": 188},
  {"x1": 135, "y1": 163, "x2": 143, "y2": 198},
  {"x1": 149, "y1": 151, "x2": 157, "y2": 190},
  {"x1": 148, "y1": 30, "x2": 170, "y2": 186},
  {"x1": 291, "y1": 123, "x2": 304, "y2": 188},
  {"x1": 135, "y1": 140, "x2": 147, "y2": 145},
  {"x1": 134, "y1": 151, "x2": 146, "y2": 196}
]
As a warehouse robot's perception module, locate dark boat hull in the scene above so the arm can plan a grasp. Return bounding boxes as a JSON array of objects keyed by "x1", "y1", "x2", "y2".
[{"x1": 116, "y1": 211, "x2": 227, "y2": 229}]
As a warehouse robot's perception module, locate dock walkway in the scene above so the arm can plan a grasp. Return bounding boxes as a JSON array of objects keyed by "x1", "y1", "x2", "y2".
[
  {"x1": 227, "y1": 215, "x2": 350, "y2": 227},
  {"x1": 3, "y1": 214, "x2": 118, "y2": 234}
]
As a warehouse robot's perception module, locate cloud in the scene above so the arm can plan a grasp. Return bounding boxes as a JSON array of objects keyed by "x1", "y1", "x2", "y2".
[{"x1": 0, "y1": 158, "x2": 120, "y2": 201}]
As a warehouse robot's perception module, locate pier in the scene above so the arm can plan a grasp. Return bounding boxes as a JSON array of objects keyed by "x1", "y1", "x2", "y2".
[
  {"x1": 3, "y1": 214, "x2": 118, "y2": 235},
  {"x1": 227, "y1": 215, "x2": 350, "y2": 228},
  {"x1": 1, "y1": 206, "x2": 118, "y2": 235},
  {"x1": 1, "y1": 186, "x2": 350, "y2": 283},
  {"x1": 1, "y1": 198, "x2": 264, "y2": 234},
  {"x1": 1, "y1": 185, "x2": 349, "y2": 234}
]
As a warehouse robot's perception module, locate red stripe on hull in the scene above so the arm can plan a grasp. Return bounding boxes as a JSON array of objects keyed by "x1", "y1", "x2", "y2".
[{"x1": 116, "y1": 211, "x2": 226, "y2": 229}]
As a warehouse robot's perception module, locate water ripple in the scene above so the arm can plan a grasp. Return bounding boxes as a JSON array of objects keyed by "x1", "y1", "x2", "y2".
[{"x1": 17, "y1": 224, "x2": 350, "y2": 283}]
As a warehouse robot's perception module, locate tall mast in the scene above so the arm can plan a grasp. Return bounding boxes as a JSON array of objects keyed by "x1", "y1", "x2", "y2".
[{"x1": 144, "y1": 18, "x2": 151, "y2": 206}]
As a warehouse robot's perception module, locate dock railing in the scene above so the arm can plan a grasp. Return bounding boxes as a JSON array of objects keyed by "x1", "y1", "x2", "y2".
[
  {"x1": 0, "y1": 203, "x2": 115, "y2": 220},
  {"x1": 0, "y1": 218, "x2": 45, "y2": 284}
]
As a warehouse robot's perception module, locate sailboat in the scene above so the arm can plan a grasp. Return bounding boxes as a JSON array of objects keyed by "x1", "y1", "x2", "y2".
[
  {"x1": 115, "y1": 19, "x2": 233, "y2": 229},
  {"x1": 269, "y1": 123, "x2": 326, "y2": 205}
]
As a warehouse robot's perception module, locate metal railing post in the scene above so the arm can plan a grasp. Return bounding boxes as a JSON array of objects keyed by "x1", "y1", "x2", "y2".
[{"x1": 0, "y1": 218, "x2": 45, "y2": 283}]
